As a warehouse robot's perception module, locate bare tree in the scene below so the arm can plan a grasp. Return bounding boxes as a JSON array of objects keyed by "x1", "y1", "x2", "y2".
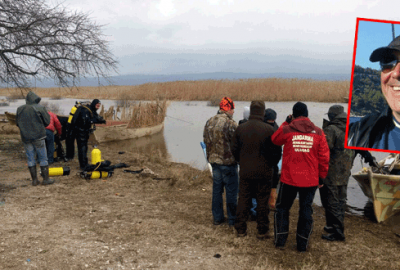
[{"x1": 0, "y1": 0, "x2": 118, "y2": 89}]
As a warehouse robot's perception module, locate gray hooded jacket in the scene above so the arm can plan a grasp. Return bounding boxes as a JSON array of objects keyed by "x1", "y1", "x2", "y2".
[{"x1": 16, "y1": 91, "x2": 50, "y2": 142}]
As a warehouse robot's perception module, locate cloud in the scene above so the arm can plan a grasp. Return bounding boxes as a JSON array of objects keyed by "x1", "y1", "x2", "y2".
[{"x1": 49, "y1": 0, "x2": 395, "y2": 75}]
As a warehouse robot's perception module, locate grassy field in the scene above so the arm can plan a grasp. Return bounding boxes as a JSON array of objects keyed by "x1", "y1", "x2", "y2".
[{"x1": 0, "y1": 78, "x2": 350, "y2": 102}]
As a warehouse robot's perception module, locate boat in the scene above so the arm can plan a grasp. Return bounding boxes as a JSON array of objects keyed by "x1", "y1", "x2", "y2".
[
  {"x1": 4, "y1": 112, "x2": 164, "y2": 143},
  {"x1": 4, "y1": 111, "x2": 16, "y2": 125},
  {"x1": 352, "y1": 154, "x2": 400, "y2": 223},
  {"x1": 93, "y1": 120, "x2": 164, "y2": 143}
]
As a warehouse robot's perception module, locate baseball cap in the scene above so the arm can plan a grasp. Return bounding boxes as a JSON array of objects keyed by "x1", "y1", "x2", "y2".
[{"x1": 370, "y1": 36, "x2": 400, "y2": 62}]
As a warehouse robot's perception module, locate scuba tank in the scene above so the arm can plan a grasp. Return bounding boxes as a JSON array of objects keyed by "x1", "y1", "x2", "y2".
[
  {"x1": 67, "y1": 104, "x2": 78, "y2": 124},
  {"x1": 41, "y1": 167, "x2": 71, "y2": 176},
  {"x1": 91, "y1": 145, "x2": 102, "y2": 165},
  {"x1": 80, "y1": 171, "x2": 113, "y2": 179},
  {"x1": 67, "y1": 101, "x2": 91, "y2": 124}
]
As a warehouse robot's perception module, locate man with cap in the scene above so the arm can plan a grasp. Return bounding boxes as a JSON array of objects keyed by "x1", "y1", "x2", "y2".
[
  {"x1": 203, "y1": 97, "x2": 239, "y2": 227},
  {"x1": 231, "y1": 101, "x2": 281, "y2": 239},
  {"x1": 271, "y1": 102, "x2": 330, "y2": 252},
  {"x1": 323, "y1": 105, "x2": 378, "y2": 241},
  {"x1": 348, "y1": 35, "x2": 400, "y2": 150},
  {"x1": 67, "y1": 99, "x2": 106, "y2": 170}
]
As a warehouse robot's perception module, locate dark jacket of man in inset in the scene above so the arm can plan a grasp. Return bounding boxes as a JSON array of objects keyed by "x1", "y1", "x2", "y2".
[{"x1": 231, "y1": 101, "x2": 281, "y2": 237}]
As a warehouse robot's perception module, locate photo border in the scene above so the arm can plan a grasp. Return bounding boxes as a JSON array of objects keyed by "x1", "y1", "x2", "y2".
[{"x1": 345, "y1": 17, "x2": 400, "y2": 154}]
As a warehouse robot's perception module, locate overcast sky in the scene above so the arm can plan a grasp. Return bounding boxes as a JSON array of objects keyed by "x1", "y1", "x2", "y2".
[{"x1": 51, "y1": 0, "x2": 400, "y2": 77}]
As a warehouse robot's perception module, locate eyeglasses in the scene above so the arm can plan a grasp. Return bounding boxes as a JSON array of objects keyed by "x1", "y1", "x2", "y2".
[{"x1": 380, "y1": 59, "x2": 400, "y2": 73}]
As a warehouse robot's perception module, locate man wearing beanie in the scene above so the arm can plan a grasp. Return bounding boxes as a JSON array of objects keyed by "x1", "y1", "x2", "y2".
[
  {"x1": 203, "y1": 97, "x2": 239, "y2": 227},
  {"x1": 322, "y1": 105, "x2": 377, "y2": 241},
  {"x1": 231, "y1": 101, "x2": 282, "y2": 239},
  {"x1": 263, "y1": 108, "x2": 282, "y2": 209},
  {"x1": 271, "y1": 101, "x2": 330, "y2": 252}
]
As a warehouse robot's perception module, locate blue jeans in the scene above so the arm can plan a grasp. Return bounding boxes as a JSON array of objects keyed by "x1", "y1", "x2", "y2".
[
  {"x1": 211, "y1": 164, "x2": 239, "y2": 225},
  {"x1": 45, "y1": 129, "x2": 55, "y2": 164},
  {"x1": 23, "y1": 139, "x2": 48, "y2": 167}
]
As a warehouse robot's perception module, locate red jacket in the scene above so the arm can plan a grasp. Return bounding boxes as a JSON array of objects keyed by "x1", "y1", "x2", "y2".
[
  {"x1": 46, "y1": 111, "x2": 62, "y2": 135},
  {"x1": 271, "y1": 117, "x2": 329, "y2": 187}
]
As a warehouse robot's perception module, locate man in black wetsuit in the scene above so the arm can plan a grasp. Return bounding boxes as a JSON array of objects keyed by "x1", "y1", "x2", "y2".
[{"x1": 66, "y1": 99, "x2": 106, "y2": 170}]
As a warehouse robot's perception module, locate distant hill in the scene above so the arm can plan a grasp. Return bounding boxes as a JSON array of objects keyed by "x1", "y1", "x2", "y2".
[
  {"x1": 351, "y1": 65, "x2": 386, "y2": 116},
  {"x1": 27, "y1": 72, "x2": 349, "y2": 88}
]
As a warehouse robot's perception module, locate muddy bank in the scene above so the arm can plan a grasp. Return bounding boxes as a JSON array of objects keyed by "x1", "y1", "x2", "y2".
[{"x1": 0, "y1": 131, "x2": 399, "y2": 270}]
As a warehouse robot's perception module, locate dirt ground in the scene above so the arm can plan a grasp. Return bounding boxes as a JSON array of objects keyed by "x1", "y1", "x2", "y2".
[{"x1": 0, "y1": 122, "x2": 399, "y2": 270}]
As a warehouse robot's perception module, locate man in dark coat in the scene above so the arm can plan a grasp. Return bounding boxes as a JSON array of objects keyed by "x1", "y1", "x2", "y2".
[
  {"x1": 264, "y1": 108, "x2": 282, "y2": 190},
  {"x1": 321, "y1": 105, "x2": 355, "y2": 241},
  {"x1": 16, "y1": 91, "x2": 54, "y2": 186},
  {"x1": 322, "y1": 105, "x2": 378, "y2": 241},
  {"x1": 66, "y1": 99, "x2": 106, "y2": 169},
  {"x1": 231, "y1": 101, "x2": 281, "y2": 239}
]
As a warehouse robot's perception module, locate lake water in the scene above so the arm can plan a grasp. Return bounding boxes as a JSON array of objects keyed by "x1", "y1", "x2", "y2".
[{"x1": 1, "y1": 97, "x2": 387, "y2": 215}]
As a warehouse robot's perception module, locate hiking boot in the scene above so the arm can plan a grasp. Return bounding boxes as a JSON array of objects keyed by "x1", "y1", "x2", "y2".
[
  {"x1": 324, "y1": 226, "x2": 335, "y2": 234},
  {"x1": 213, "y1": 218, "x2": 226, "y2": 225},
  {"x1": 28, "y1": 166, "x2": 40, "y2": 186},
  {"x1": 322, "y1": 233, "x2": 345, "y2": 242},
  {"x1": 40, "y1": 166, "x2": 55, "y2": 185},
  {"x1": 256, "y1": 231, "x2": 272, "y2": 240},
  {"x1": 275, "y1": 244, "x2": 285, "y2": 250},
  {"x1": 237, "y1": 232, "x2": 247, "y2": 238}
]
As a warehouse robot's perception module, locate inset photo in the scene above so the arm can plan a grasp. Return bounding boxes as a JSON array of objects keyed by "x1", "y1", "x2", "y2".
[{"x1": 346, "y1": 18, "x2": 400, "y2": 153}]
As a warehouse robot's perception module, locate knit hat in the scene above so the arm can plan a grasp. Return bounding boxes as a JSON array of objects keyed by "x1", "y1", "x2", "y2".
[
  {"x1": 250, "y1": 101, "x2": 265, "y2": 117},
  {"x1": 292, "y1": 102, "x2": 308, "y2": 118},
  {"x1": 219, "y1": 97, "x2": 235, "y2": 111},
  {"x1": 264, "y1": 108, "x2": 277, "y2": 121},
  {"x1": 327, "y1": 105, "x2": 344, "y2": 116}
]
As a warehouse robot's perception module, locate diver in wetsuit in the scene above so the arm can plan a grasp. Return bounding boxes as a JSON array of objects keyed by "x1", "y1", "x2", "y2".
[{"x1": 65, "y1": 99, "x2": 106, "y2": 170}]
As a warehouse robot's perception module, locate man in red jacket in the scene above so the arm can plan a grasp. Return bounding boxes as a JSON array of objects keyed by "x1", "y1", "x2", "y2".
[
  {"x1": 45, "y1": 111, "x2": 62, "y2": 165},
  {"x1": 271, "y1": 102, "x2": 330, "y2": 252}
]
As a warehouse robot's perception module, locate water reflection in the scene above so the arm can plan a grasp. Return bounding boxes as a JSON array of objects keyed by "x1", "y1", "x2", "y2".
[{"x1": 103, "y1": 130, "x2": 169, "y2": 160}]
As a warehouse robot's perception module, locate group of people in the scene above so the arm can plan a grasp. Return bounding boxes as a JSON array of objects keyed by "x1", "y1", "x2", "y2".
[
  {"x1": 203, "y1": 97, "x2": 377, "y2": 252},
  {"x1": 15, "y1": 91, "x2": 106, "y2": 186}
]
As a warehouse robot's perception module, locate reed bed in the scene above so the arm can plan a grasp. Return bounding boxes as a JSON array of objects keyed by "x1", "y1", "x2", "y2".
[
  {"x1": 0, "y1": 78, "x2": 350, "y2": 102},
  {"x1": 127, "y1": 99, "x2": 167, "y2": 128}
]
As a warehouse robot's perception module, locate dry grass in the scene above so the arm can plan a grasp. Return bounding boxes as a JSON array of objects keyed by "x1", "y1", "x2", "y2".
[
  {"x1": 0, "y1": 78, "x2": 349, "y2": 102},
  {"x1": 127, "y1": 99, "x2": 167, "y2": 128}
]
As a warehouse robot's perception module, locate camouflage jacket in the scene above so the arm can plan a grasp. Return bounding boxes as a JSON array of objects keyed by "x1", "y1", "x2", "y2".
[
  {"x1": 323, "y1": 112, "x2": 355, "y2": 186},
  {"x1": 203, "y1": 110, "x2": 238, "y2": 165}
]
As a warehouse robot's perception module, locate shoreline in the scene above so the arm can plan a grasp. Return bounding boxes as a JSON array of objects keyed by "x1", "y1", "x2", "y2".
[{"x1": 0, "y1": 131, "x2": 399, "y2": 269}]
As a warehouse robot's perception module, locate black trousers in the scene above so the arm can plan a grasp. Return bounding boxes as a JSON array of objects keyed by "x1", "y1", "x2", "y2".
[
  {"x1": 320, "y1": 184, "x2": 347, "y2": 235},
  {"x1": 65, "y1": 130, "x2": 76, "y2": 160},
  {"x1": 66, "y1": 128, "x2": 89, "y2": 169},
  {"x1": 274, "y1": 183, "x2": 317, "y2": 251},
  {"x1": 235, "y1": 178, "x2": 271, "y2": 235}
]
